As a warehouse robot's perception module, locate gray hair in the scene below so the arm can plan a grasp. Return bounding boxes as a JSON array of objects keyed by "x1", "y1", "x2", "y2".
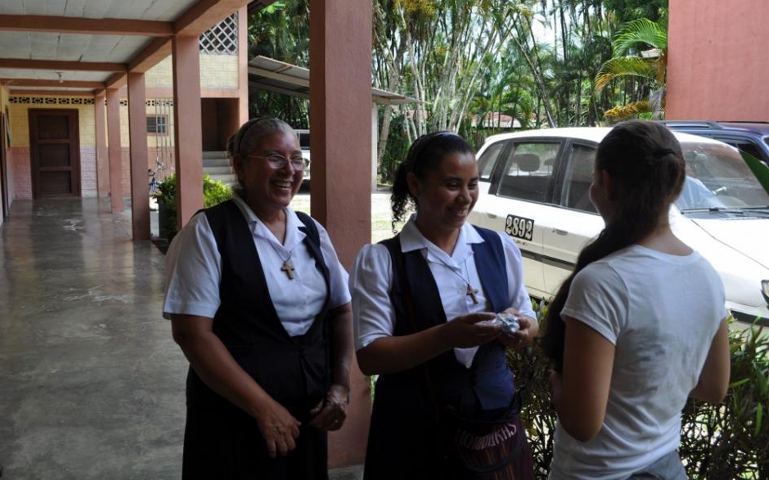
[{"x1": 228, "y1": 117, "x2": 295, "y2": 163}]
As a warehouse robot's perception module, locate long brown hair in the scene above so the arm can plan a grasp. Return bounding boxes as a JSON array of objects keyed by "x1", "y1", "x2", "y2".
[{"x1": 540, "y1": 120, "x2": 686, "y2": 371}]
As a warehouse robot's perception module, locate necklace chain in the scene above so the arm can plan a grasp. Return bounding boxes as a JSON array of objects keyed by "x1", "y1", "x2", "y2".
[
  {"x1": 433, "y1": 254, "x2": 479, "y2": 305},
  {"x1": 265, "y1": 238, "x2": 295, "y2": 280}
]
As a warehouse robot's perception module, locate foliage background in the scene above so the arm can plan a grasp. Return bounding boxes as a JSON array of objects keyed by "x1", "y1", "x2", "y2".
[
  {"x1": 508, "y1": 315, "x2": 769, "y2": 479},
  {"x1": 248, "y1": 0, "x2": 668, "y2": 181}
]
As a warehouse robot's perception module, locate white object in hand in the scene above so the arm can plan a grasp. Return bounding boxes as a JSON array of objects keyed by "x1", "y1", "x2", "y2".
[
  {"x1": 495, "y1": 313, "x2": 520, "y2": 335},
  {"x1": 476, "y1": 313, "x2": 520, "y2": 334}
]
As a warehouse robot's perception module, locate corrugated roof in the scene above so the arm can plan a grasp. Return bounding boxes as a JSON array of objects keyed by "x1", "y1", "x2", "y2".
[{"x1": 248, "y1": 55, "x2": 420, "y2": 105}]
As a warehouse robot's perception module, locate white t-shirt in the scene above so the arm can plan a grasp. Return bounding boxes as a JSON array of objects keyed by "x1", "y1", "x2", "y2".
[
  {"x1": 349, "y1": 216, "x2": 536, "y2": 368},
  {"x1": 163, "y1": 195, "x2": 351, "y2": 336},
  {"x1": 549, "y1": 244, "x2": 726, "y2": 480}
]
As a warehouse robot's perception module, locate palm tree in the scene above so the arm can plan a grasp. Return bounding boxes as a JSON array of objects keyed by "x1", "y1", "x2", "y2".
[{"x1": 594, "y1": 18, "x2": 667, "y2": 122}]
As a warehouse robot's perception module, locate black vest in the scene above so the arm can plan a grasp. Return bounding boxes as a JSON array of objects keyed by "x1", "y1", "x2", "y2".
[
  {"x1": 187, "y1": 200, "x2": 332, "y2": 411},
  {"x1": 379, "y1": 226, "x2": 514, "y2": 412}
]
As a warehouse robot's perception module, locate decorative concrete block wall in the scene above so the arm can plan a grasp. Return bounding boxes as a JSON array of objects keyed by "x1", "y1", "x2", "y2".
[
  {"x1": 145, "y1": 57, "x2": 174, "y2": 89},
  {"x1": 200, "y1": 55, "x2": 239, "y2": 89},
  {"x1": 145, "y1": 54, "x2": 239, "y2": 90},
  {"x1": 80, "y1": 146, "x2": 97, "y2": 198}
]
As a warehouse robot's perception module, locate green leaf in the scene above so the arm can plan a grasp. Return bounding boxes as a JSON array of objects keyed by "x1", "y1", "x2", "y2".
[
  {"x1": 595, "y1": 57, "x2": 658, "y2": 92},
  {"x1": 740, "y1": 150, "x2": 769, "y2": 196},
  {"x1": 613, "y1": 18, "x2": 668, "y2": 56},
  {"x1": 730, "y1": 378, "x2": 750, "y2": 388},
  {"x1": 756, "y1": 402, "x2": 764, "y2": 437}
]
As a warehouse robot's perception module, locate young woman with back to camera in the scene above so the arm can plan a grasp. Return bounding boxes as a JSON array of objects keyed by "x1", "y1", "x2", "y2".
[
  {"x1": 350, "y1": 132, "x2": 537, "y2": 480},
  {"x1": 542, "y1": 120, "x2": 731, "y2": 479}
]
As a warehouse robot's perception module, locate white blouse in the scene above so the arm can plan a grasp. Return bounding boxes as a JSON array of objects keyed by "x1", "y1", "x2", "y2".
[
  {"x1": 163, "y1": 194, "x2": 351, "y2": 337},
  {"x1": 349, "y1": 216, "x2": 536, "y2": 368}
]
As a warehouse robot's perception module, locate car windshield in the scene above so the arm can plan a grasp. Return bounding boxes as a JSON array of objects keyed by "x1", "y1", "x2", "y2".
[{"x1": 675, "y1": 141, "x2": 769, "y2": 212}]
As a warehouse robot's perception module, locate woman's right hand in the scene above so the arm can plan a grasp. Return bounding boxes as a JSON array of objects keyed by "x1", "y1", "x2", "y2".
[
  {"x1": 442, "y1": 312, "x2": 500, "y2": 348},
  {"x1": 254, "y1": 398, "x2": 302, "y2": 458}
]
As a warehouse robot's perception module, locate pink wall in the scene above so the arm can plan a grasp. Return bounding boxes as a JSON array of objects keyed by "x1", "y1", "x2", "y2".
[
  {"x1": 5, "y1": 147, "x2": 15, "y2": 205},
  {"x1": 667, "y1": 0, "x2": 769, "y2": 121},
  {"x1": 10, "y1": 147, "x2": 31, "y2": 200}
]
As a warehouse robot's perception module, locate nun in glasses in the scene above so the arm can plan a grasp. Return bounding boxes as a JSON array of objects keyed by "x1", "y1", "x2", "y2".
[{"x1": 163, "y1": 117, "x2": 353, "y2": 480}]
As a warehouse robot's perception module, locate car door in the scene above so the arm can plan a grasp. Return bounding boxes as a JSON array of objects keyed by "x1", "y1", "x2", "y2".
[
  {"x1": 541, "y1": 141, "x2": 606, "y2": 296},
  {"x1": 472, "y1": 138, "x2": 564, "y2": 300}
]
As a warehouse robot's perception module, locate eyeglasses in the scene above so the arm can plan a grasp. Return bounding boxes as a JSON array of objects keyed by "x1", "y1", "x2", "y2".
[{"x1": 249, "y1": 154, "x2": 307, "y2": 170}]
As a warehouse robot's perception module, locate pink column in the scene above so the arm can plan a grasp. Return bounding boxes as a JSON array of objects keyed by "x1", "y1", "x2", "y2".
[
  {"x1": 128, "y1": 72, "x2": 150, "y2": 240},
  {"x1": 310, "y1": 0, "x2": 373, "y2": 468},
  {"x1": 172, "y1": 34, "x2": 203, "y2": 228},
  {"x1": 106, "y1": 88, "x2": 123, "y2": 213},
  {"x1": 237, "y1": 6, "x2": 249, "y2": 126},
  {"x1": 94, "y1": 93, "x2": 109, "y2": 198}
]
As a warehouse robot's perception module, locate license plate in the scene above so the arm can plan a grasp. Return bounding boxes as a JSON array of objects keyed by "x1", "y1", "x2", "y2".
[{"x1": 505, "y1": 214, "x2": 534, "y2": 241}]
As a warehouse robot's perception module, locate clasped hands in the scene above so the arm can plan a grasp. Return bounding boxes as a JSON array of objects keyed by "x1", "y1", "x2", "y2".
[
  {"x1": 443, "y1": 308, "x2": 538, "y2": 350},
  {"x1": 255, "y1": 383, "x2": 349, "y2": 459}
]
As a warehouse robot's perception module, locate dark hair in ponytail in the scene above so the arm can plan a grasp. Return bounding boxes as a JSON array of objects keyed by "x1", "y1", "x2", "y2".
[
  {"x1": 391, "y1": 131, "x2": 474, "y2": 231},
  {"x1": 540, "y1": 120, "x2": 686, "y2": 371}
]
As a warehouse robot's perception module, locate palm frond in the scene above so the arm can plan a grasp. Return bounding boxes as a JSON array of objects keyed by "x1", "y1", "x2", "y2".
[
  {"x1": 595, "y1": 57, "x2": 658, "y2": 92},
  {"x1": 613, "y1": 18, "x2": 667, "y2": 56},
  {"x1": 603, "y1": 100, "x2": 651, "y2": 122}
]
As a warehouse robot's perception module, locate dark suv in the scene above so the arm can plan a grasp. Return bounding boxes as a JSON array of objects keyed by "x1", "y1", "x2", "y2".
[{"x1": 662, "y1": 121, "x2": 769, "y2": 167}]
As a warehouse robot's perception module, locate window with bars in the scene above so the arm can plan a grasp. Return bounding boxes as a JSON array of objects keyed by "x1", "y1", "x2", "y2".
[
  {"x1": 147, "y1": 115, "x2": 168, "y2": 134},
  {"x1": 199, "y1": 12, "x2": 238, "y2": 55}
]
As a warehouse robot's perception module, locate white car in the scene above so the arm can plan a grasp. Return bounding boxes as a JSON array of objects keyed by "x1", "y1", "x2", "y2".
[
  {"x1": 295, "y1": 129, "x2": 311, "y2": 184},
  {"x1": 470, "y1": 127, "x2": 769, "y2": 324}
]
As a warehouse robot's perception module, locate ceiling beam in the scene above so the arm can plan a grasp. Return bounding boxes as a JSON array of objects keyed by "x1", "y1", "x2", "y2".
[
  {"x1": 104, "y1": 72, "x2": 128, "y2": 90},
  {"x1": 0, "y1": 14, "x2": 173, "y2": 37},
  {"x1": 175, "y1": 0, "x2": 266, "y2": 36},
  {"x1": 100, "y1": 37, "x2": 174, "y2": 91},
  {"x1": 129, "y1": 38, "x2": 173, "y2": 73},
  {"x1": 1, "y1": 78, "x2": 105, "y2": 89},
  {"x1": 0, "y1": 59, "x2": 126, "y2": 73}
]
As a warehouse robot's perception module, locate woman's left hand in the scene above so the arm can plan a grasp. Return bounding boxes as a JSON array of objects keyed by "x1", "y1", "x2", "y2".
[
  {"x1": 498, "y1": 308, "x2": 538, "y2": 350},
  {"x1": 309, "y1": 383, "x2": 349, "y2": 431}
]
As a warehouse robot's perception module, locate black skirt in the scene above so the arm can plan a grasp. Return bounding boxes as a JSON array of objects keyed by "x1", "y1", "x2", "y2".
[{"x1": 181, "y1": 369, "x2": 328, "y2": 480}]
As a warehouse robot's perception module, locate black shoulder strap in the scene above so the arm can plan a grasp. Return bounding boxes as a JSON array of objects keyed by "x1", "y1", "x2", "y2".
[
  {"x1": 203, "y1": 199, "x2": 242, "y2": 253},
  {"x1": 383, "y1": 234, "x2": 441, "y2": 423},
  {"x1": 295, "y1": 210, "x2": 320, "y2": 247}
]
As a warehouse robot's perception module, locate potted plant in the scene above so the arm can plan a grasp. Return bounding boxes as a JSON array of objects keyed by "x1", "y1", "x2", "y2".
[{"x1": 152, "y1": 174, "x2": 234, "y2": 240}]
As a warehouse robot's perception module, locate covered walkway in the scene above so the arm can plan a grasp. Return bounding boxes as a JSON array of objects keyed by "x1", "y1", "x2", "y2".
[
  {"x1": 0, "y1": 200, "x2": 364, "y2": 479},
  {"x1": 0, "y1": 199, "x2": 186, "y2": 478}
]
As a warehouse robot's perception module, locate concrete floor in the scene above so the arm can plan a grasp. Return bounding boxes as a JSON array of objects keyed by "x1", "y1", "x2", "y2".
[
  {"x1": 0, "y1": 197, "x2": 364, "y2": 480},
  {"x1": 0, "y1": 198, "x2": 186, "y2": 479}
]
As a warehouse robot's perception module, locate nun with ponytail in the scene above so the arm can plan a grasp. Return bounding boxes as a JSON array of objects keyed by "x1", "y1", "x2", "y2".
[
  {"x1": 543, "y1": 121, "x2": 730, "y2": 480},
  {"x1": 350, "y1": 132, "x2": 537, "y2": 479}
]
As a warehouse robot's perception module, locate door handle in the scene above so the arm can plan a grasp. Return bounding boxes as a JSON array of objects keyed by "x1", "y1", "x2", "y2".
[
  {"x1": 486, "y1": 212, "x2": 497, "y2": 219},
  {"x1": 553, "y1": 228, "x2": 568, "y2": 236}
]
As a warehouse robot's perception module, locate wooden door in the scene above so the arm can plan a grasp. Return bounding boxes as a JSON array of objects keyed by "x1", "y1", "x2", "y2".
[{"x1": 29, "y1": 109, "x2": 80, "y2": 198}]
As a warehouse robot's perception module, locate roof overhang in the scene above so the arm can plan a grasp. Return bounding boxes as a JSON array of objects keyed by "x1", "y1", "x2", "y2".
[
  {"x1": 248, "y1": 55, "x2": 420, "y2": 106},
  {"x1": 0, "y1": 0, "x2": 275, "y2": 96}
]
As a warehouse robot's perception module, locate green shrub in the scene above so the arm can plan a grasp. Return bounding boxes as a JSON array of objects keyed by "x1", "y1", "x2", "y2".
[
  {"x1": 202, "y1": 175, "x2": 234, "y2": 208},
  {"x1": 510, "y1": 312, "x2": 769, "y2": 479},
  {"x1": 680, "y1": 322, "x2": 769, "y2": 479},
  {"x1": 153, "y1": 174, "x2": 233, "y2": 239}
]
